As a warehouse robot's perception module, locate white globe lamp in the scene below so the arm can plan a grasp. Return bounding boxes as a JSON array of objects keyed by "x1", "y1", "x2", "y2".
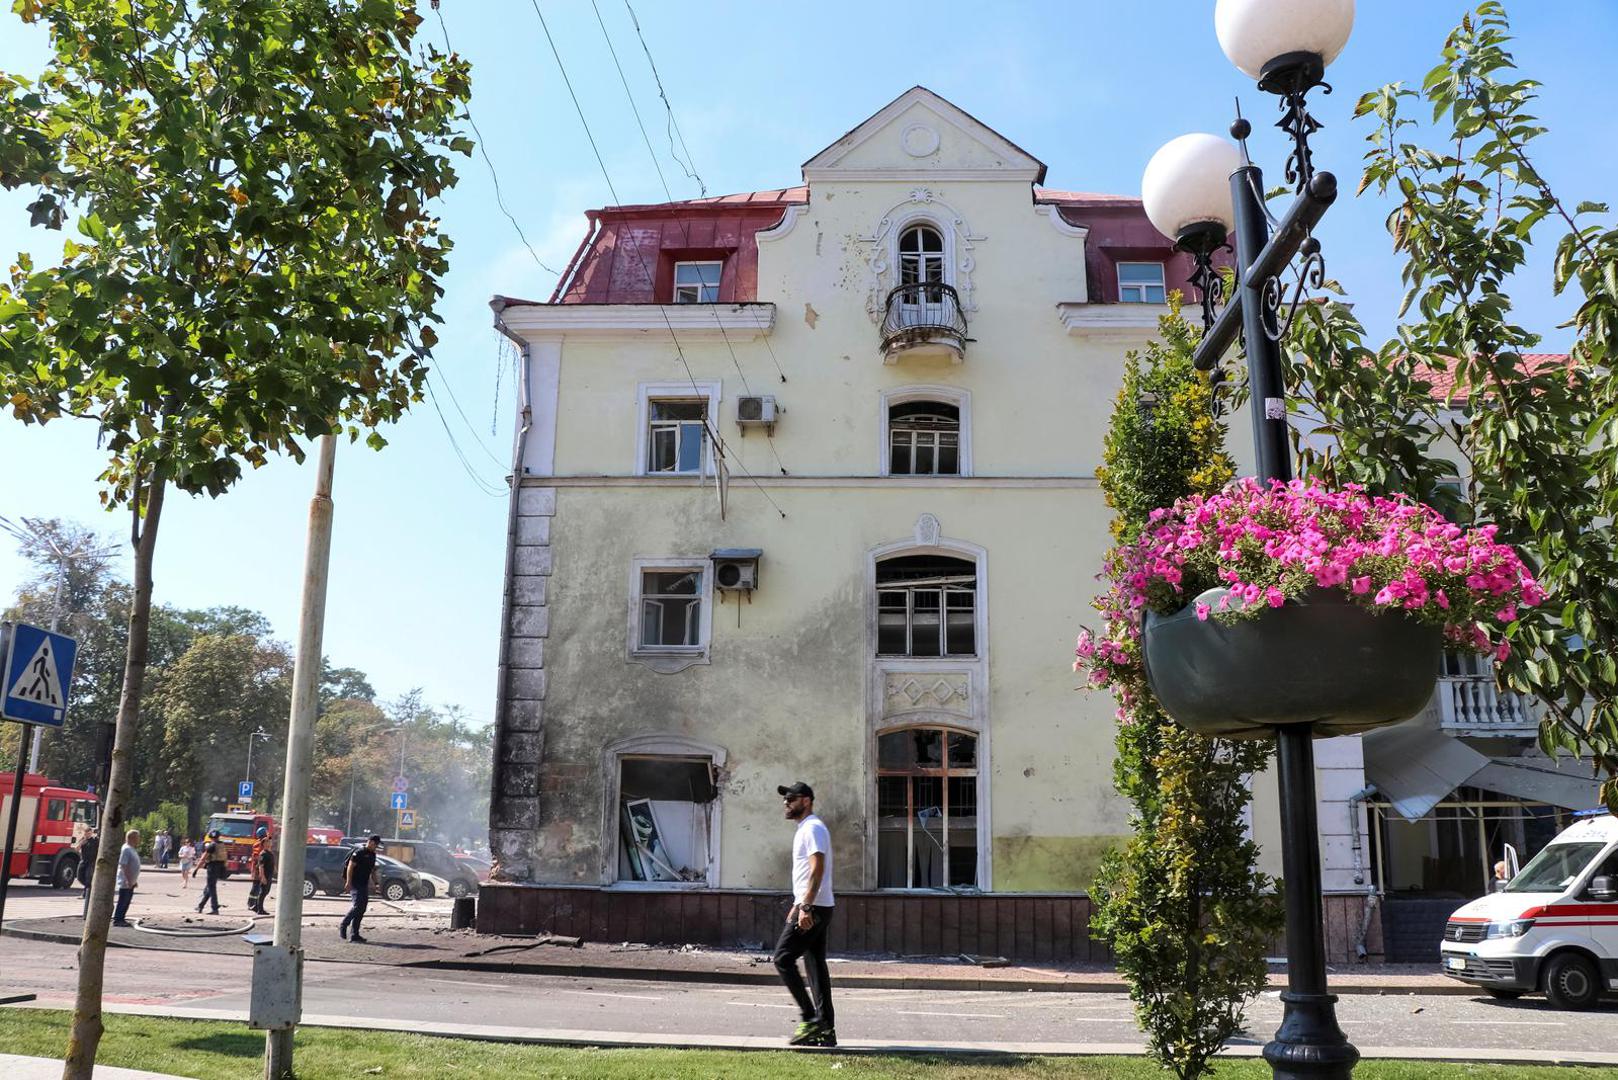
[
  {"x1": 1215, "y1": 0, "x2": 1354, "y2": 88},
  {"x1": 1141, "y1": 134, "x2": 1240, "y2": 251}
]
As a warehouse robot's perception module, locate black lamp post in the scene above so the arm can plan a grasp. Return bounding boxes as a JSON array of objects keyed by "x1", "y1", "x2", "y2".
[{"x1": 1142, "y1": 1, "x2": 1359, "y2": 1077}]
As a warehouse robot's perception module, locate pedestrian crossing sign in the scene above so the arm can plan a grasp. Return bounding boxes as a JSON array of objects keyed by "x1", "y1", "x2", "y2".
[
  {"x1": 2, "y1": 622, "x2": 78, "y2": 727},
  {"x1": 398, "y1": 809, "x2": 416, "y2": 829}
]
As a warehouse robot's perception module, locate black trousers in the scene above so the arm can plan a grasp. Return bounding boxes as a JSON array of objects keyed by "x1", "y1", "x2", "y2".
[
  {"x1": 248, "y1": 877, "x2": 272, "y2": 912},
  {"x1": 196, "y1": 871, "x2": 222, "y2": 913},
  {"x1": 773, "y1": 905, "x2": 835, "y2": 1028},
  {"x1": 340, "y1": 887, "x2": 370, "y2": 937},
  {"x1": 113, "y1": 887, "x2": 133, "y2": 924}
]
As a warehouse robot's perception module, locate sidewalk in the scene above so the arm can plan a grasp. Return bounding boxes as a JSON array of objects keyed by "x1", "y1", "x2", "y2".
[
  {"x1": 0, "y1": 1053, "x2": 187, "y2": 1079},
  {"x1": 2, "y1": 914, "x2": 1467, "y2": 995}
]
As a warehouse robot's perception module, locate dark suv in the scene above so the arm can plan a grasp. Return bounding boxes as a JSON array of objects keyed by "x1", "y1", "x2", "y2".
[
  {"x1": 301, "y1": 844, "x2": 428, "y2": 902},
  {"x1": 344, "y1": 837, "x2": 480, "y2": 898}
]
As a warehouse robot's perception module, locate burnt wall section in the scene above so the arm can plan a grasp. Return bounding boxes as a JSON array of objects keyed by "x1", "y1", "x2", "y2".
[{"x1": 490, "y1": 484, "x2": 555, "y2": 878}]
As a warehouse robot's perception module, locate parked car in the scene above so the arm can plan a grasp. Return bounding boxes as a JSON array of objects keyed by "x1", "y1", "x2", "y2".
[
  {"x1": 368, "y1": 838, "x2": 480, "y2": 897},
  {"x1": 454, "y1": 852, "x2": 492, "y2": 883},
  {"x1": 1441, "y1": 813, "x2": 1618, "y2": 1009},
  {"x1": 300, "y1": 844, "x2": 430, "y2": 902}
]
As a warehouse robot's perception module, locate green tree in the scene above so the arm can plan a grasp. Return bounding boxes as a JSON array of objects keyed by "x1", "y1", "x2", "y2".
[
  {"x1": 0, "y1": 1, "x2": 471, "y2": 1069},
  {"x1": 1086, "y1": 310, "x2": 1281, "y2": 1080},
  {"x1": 1284, "y1": 2, "x2": 1618, "y2": 806}
]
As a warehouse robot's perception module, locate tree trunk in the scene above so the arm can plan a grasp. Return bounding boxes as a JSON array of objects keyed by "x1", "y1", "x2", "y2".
[{"x1": 62, "y1": 475, "x2": 165, "y2": 1080}]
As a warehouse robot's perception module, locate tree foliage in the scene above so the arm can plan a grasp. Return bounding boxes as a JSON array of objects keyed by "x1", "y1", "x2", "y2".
[
  {"x1": 1284, "y1": 2, "x2": 1618, "y2": 806},
  {"x1": 1087, "y1": 309, "x2": 1282, "y2": 1080}
]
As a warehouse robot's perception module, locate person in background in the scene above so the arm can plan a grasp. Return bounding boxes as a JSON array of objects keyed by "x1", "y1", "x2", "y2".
[
  {"x1": 247, "y1": 825, "x2": 273, "y2": 915},
  {"x1": 154, "y1": 828, "x2": 172, "y2": 870},
  {"x1": 1493, "y1": 860, "x2": 1512, "y2": 892},
  {"x1": 178, "y1": 837, "x2": 196, "y2": 888},
  {"x1": 195, "y1": 829, "x2": 225, "y2": 915},
  {"x1": 77, "y1": 829, "x2": 99, "y2": 919},
  {"x1": 113, "y1": 829, "x2": 141, "y2": 927},
  {"x1": 338, "y1": 835, "x2": 383, "y2": 943}
]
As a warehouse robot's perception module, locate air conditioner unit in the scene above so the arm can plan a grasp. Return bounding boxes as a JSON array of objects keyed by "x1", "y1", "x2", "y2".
[
  {"x1": 735, "y1": 395, "x2": 777, "y2": 434},
  {"x1": 711, "y1": 548, "x2": 762, "y2": 592}
]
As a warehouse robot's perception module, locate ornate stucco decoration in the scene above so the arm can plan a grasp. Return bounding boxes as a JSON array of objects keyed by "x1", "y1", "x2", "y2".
[
  {"x1": 914, "y1": 512, "x2": 941, "y2": 547},
  {"x1": 885, "y1": 673, "x2": 971, "y2": 714},
  {"x1": 858, "y1": 192, "x2": 985, "y2": 324}
]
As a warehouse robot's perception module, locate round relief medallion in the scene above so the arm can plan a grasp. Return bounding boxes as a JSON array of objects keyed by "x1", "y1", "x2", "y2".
[{"x1": 901, "y1": 123, "x2": 941, "y2": 158}]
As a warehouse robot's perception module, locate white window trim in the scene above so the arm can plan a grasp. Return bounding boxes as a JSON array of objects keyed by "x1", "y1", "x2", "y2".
[
  {"x1": 627, "y1": 556, "x2": 714, "y2": 673},
  {"x1": 672, "y1": 260, "x2": 723, "y2": 304},
  {"x1": 879, "y1": 386, "x2": 973, "y2": 477},
  {"x1": 863, "y1": 528, "x2": 992, "y2": 890},
  {"x1": 599, "y1": 733, "x2": 727, "y2": 888},
  {"x1": 635, "y1": 381, "x2": 722, "y2": 478},
  {"x1": 886, "y1": 212, "x2": 956, "y2": 290},
  {"x1": 1117, "y1": 261, "x2": 1167, "y2": 304}
]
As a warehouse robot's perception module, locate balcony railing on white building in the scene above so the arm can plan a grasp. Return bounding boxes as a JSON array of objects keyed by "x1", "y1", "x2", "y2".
[{"x1": 1424, "y1": 673, "x2": 1541, "y2": 736}]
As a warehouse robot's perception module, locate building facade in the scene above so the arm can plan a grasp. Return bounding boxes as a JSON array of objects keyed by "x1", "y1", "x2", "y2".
[{"x1": 478, "y1": 87, "x2": 1490, "y2": 960}]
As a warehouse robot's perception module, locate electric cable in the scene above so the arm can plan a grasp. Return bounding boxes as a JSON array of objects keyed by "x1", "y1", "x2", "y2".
[{"x1": 623, "y1": 0, "x2": 706, "y2": 197}]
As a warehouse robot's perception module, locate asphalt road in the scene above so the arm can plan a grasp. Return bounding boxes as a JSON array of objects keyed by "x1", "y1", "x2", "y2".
[{"x1": 3, "y1": 930, "x2": 1617, "y2": 1058}]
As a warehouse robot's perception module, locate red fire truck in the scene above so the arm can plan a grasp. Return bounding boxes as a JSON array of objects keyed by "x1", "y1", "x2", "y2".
[{"x1": 0, "y1": 772, "x2": 99, "y2": 888}]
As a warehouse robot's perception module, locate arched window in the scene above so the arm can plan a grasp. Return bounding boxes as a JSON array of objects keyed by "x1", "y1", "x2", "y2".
[
  {"x1": 898, "y1": 224, "x2": 946, "y2": 294},
  {"x1": 876, "y1": 554, "x2": 976, "y2": 657},
  {"x1": 876, "y1": 726, "x2": 978, "y2": 888},
  {"x1": 888, "y1": 401, "x2": 960, "y2": 476}
]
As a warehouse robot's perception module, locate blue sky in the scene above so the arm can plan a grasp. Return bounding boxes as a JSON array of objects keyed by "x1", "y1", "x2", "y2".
[{"x1": 1, "y1": 1, "x2": 1613, "y2": 723}]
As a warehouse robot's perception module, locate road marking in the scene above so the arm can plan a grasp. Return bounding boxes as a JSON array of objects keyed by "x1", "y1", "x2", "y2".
[
  {"x1": 551, "y1": 989, "x2": 664, "y2": 1002},
  {"x1": 724, "y1": 1001, "x2": 798, "y2": 1009},
  {"x1": 895, "y1": 1010, "x2": 1008, "y2": 1019},
  {"x1": 1453, "y1": 1020, "x2": 1566, "y2": 1026}
]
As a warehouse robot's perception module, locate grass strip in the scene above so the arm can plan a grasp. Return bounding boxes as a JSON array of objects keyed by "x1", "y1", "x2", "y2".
[{"x1": 2, "y1": 1008, "x2": 1616, "y2": 1079}]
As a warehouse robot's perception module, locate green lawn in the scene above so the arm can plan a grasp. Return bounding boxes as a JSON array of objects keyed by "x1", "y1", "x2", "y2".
[{"x1": 2, "y1": 1008, "x2": 1615, "y2": 1080}]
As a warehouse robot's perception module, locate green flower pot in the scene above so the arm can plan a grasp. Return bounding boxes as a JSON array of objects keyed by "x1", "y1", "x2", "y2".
[{"x1": 1142, "y1": 586, "x2": 1442, "y2": 740}]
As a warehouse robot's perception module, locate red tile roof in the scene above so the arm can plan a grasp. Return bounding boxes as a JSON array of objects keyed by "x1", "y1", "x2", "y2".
[
  {"x1": 1412, "y1": 353, "x2": 1573, "y2": 403},
  {"x1": 599, "y1": 187, "x2": 807, "y2": 213},
  {"x1": 1034, "y1": 188, "x2": 1142, "y2": 207}
]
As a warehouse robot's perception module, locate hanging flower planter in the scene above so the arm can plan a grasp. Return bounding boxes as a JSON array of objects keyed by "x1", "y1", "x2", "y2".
[
  {"x1": 1076, "y1": 478, "x2": 1544, "y2": 740},
  {"x1": 1143, "y1": 586, "x2": 1441, "y2": 739}
]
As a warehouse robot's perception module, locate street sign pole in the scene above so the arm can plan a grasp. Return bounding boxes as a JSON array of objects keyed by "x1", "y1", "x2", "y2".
[{"x1": 0, "y1": 722, "x2": 35, "y2": 929}]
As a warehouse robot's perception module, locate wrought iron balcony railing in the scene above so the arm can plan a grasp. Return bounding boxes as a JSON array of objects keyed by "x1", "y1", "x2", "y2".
[{"x1": 881, "y1": 281, "x2": 967, "y2": 362}]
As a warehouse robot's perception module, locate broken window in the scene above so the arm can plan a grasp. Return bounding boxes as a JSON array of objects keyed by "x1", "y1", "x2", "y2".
[
  {"x1": 647, "y1": 399, "x2": 708, "y2": 474},
  {"x1": 876, "y1": 727, "x2": 978, "y2": 889},
  {"x1": 889, "y1": 401, "x2": 960, "y2": 476},
  {"x1": 640, "y1": 569, "x2": 704, "y2": 649},
  {"x1": 876, "y1": 554, "x2": 976, "y2": 657},
  {"x1": 617, "y1": 756, "x2": 717, "y2": 883}
]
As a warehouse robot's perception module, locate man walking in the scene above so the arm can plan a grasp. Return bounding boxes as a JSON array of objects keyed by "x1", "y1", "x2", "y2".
[
  {"x1": 773, "y1": 781, "x2": 836, "y2": 1047},
  {"x1": 338, "y1": 835, "x2": 383, "y2": 943},
  {"x1": 154, "y1": 828, "x2": 171, "y2": 870},
  {"x1": 113, "y1": 829, "x2": 141, "y2": 927},
  {"x1": 196, "y1": 829, "x2": 225, "y2": 915},
  {"x1": 247, "y1": 825, "x2": 273, "y2": 914}
]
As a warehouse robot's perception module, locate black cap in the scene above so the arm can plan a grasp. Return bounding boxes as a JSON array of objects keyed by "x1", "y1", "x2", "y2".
[
  {"x1": 777, "y1": 781, "x2": 814, "y2": 800},
  {"x1": 368, "y1": 834, "x2": 384, "y2": 845}
]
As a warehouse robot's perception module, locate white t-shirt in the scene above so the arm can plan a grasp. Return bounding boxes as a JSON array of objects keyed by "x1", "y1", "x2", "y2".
[{"x1": 791, "y1": 814, "x2": 834, "y2": 907}]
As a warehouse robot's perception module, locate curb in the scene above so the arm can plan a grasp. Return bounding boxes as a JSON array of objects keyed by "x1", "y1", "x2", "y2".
[
  {"x1": 2, "y1": 921, "x2": 1472, "y2": 996},
  {"x1": 9, "y1": 1001, "x2": 1618, "y2": 1068}
]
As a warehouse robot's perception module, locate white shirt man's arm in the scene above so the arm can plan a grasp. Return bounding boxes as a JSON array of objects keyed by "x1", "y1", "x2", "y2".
[{"x1": 797, "y1": 852, "x2": 825, "y2": 928}]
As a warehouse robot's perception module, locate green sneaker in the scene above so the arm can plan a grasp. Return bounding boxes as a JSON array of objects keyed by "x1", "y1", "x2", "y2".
[
  {"x1": 803, "y1": 1027, "x2": 837, "y2": 1048},
  {"x1": 788, "y1": 1020, "x2": 819, "y2": 1046}
]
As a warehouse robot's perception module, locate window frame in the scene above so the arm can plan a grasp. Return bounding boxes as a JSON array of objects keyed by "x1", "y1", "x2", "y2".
[
  {"x1": 672, "y1": 260, "x2": 723, "y2": 304},
  {"x1": 627, "y1": 556, "x2": 714, "y2": 672},
  {"x1": 876, "y1": 558, "x2": 978, "y2": 659},
  {"x1": 897, "y1": 224, "x2": 947, "y2": 290},
  {"x1": 635, "y1": 381, "x2": 722, "y2": 478},
  {"x1": 1116, "y1": 261, "x2": 1167, "y2": 304},
  {"x1": 876, "y1": 725, "x2": 980, "y2": 890},
  {"x1": 878, "y1": 386, "x2": 972, "y2": 477},
  {"x1": 600, "y1": 734, "x2": 728, "y2": 889}
]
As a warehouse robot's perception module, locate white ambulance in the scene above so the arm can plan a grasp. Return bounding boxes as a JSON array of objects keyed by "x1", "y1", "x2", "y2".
[{"x1": 1440, "y1": 813, "x2": 1618, "y2": 1008}]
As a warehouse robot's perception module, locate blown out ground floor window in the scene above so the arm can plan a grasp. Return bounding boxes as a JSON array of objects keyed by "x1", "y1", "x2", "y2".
[
  {"x1": 617, "y1": 755, "x2": 716, "y2": 884},
  {"x1": 876, "y1": 726, "x2": 978, "y2": 889}
]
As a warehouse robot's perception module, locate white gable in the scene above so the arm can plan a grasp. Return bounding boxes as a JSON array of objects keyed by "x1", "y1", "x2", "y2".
[{"x1": 802, "y1": 86, "x2": 1046, "y2": 183}]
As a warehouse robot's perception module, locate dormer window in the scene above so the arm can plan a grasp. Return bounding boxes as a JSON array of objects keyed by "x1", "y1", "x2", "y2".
[
  {"x1": 673, "y1": 261, "x2": 722, "y2": 303},
  {"x1": 1118, "y1": 262, "x2": 1166, "y2": 304},
  {"x1": 899, "y1": 225, "x2": 946, "y2": 289}
]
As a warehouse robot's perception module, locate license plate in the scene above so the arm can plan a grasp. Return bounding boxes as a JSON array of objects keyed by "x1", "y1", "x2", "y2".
[{"x1": 1446, "y1": 956, "x2": 1467, "y2": 970}]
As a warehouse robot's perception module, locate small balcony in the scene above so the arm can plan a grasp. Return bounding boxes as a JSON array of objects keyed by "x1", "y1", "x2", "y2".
[
  {"x1": 881, "y1": 282, "x2": 967, "y2": 364},
  {"x1": 1426, "y1": 674, "x2": 1541, "y2": 736}
]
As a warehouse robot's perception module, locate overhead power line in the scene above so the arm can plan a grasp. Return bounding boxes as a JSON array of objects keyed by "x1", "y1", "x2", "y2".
[{"x1": 622, "y1": 0, "x2": 706, "y2": 197}]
